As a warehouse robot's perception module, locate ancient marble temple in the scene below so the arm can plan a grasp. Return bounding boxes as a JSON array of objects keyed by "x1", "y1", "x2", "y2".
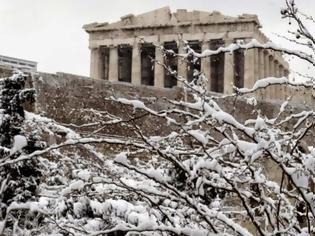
[{"x1": 83, "y1": 7, "x2": 289, "y2": 96}]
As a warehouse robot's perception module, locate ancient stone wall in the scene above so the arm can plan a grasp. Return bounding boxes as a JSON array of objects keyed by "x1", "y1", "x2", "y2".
[
  {"x1": 32, "y1": 72, "x2": 184, "y2": 137},
  {"x1": 1, "y1": 67, "x2": 311, "y2": 128},
  {"x1": 29, "y1": 72, "x2": 311, "y2": 137},
  {"x1": 30, "y1": 72, "x2": 315, "y2": 189}
]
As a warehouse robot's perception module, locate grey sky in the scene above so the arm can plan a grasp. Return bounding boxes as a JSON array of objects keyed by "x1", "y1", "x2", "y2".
[{"x1": 0, "y1": 0, "x2": 314, "y2": 77}]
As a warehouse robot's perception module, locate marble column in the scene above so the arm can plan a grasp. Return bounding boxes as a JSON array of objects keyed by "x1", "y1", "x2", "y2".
[
  {"x1": 254, "y1": 49, "x2": 260, "y2": 81},
  {"x1": 131, "y1": 40, "x2": 141, "y2": 86},
  {"x1": 177, "y1": 40, "x2": 187, "y2": 86},
  {"x1": 274, "y1": 61, "x2": 280, "y2": 77},
  {"x1": 278, "y1": 65, "x2": 283, "y2": 100},
  {"x1": 223, "y1": 38, "x2": 234, "y2": 94},
  {"x1": 154, "y1": 44, "x2": 164, "y2": 88},
  {"x1": 255, "y1": 49, "x2": 264, "y2": 99},
  {"x1": 268, "y1": 56, "x2": 274, "y2": 77},
  {"x1": 275, "y1": 61, "x2": 281, "y2": 100},
  {"x1": 244, "y1": 46, "x2": 255, "y2": 89},
  {"x1": 262, "y1": 51, "x2": 269, "y2": 100},
  {"x1": 269, "y1": 57, "x2": 275, "y2": 100},
  {"x1": 264, "y1": 51, "x2": 269, "y2": 78},
  {"x1": 108, "y1": 46, "x2": 118, "y2": 82},
  {"x1": 90, "y1": 48, "x2": 101, "y2": 80},
  {"x1": 201, "y1": 41, "x2": 211, "y2": 91},
  {"x1": 258, "y1": 49, "x2": 265, "y2": 79}
]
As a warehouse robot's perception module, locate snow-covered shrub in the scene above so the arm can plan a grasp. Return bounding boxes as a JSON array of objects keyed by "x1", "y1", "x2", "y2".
[
  {"x1": 1, "y1": 1, "x2": 315, "y2": 235},
  {"x1": 0, "y1": 72, "x2": 44, "y2": 234}
]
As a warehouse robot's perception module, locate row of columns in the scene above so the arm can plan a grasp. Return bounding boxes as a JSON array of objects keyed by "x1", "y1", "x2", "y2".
[
  {"x1": 90, "y1": 38, "x2": 289, "y2": 98},
  {"x1": 90, "y1": 40, "x2": 163, "y2": 87},
  {"x1": 251, "y1": 49, "x2": 288, "y2": 81},
  {"x1": 251, "y1": 48, "x2": 289, "y2": 101}
]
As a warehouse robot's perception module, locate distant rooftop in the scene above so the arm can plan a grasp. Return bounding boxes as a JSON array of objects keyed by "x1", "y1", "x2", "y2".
[{"x1": 0, "y1": 54, "x2": 37, "y2": 72}]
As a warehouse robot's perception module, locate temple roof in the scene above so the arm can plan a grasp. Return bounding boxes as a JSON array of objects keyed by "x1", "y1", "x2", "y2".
[{"x1": 83, "y1": 6, "x2": 260, "y2": 32}]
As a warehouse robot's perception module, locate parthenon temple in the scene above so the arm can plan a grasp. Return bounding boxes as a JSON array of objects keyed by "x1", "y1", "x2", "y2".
[{"x1": 83, "y1": 7, "x2": 290, "y2": 100}]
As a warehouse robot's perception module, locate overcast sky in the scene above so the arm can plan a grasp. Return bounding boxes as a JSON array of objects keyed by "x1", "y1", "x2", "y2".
[{"x1": 0, "y1": 0, "x2": 314, "y2": 77}]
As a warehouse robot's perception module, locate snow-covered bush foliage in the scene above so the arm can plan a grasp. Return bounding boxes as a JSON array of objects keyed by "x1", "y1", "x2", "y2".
[
  {"x1": 0, "y1": 72, "x2": 44, "y2": 234},
  {"x1": 91, "y1": 1, "x2": 315, "y2": 235},
  {"x1": 1, "y1": 1, "x2": 315, "y2": 235}
]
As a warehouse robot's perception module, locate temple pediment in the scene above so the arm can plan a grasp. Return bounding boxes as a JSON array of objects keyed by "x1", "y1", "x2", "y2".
[{"x1": 83, "y1": 7, "x2": 260, "y2": 32}]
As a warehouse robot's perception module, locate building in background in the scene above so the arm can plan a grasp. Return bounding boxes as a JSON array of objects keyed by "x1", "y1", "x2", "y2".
[
  {"x1": 83, "y1": 7, "x2": 289, "y2": 100},
  {"x1": 0, "y1": 54, "x2": 37, "y2": 73}
]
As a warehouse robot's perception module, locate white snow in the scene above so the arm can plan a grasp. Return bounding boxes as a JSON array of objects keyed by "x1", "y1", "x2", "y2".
[
  {"x1": 114, "y1": 152, "x2": 128, "y2": 165},
  {"x1": 246, "y1": 97, "x2": 257, "y2": 106},
  {"x1": 254, "y1": 116, "x2": 266, "y2": 130},
  {"x1": 188, "y1": 130, "x2": 208, "y2": 145},
  {"x1": 84, "y1": 219, "x2": 104, "y2": 231},
  {"x1": 77, "y1": 169, "x2": 91, "y2": 181},
  {"x1": 116, "y1": 98, "x2": 146, "y2": 110},
  {"x1": 10, "y1": 135, "x2": 27, "y2": 155},
  {"x1": 238, "y1": 77, "x2": 289, "y2": 93},
  {"x1": 237, "y1": 140, "x2": 258, "y2": 157},
  {"x1": 61, "y1": 180, "x2": 84, "y2": 195}
]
